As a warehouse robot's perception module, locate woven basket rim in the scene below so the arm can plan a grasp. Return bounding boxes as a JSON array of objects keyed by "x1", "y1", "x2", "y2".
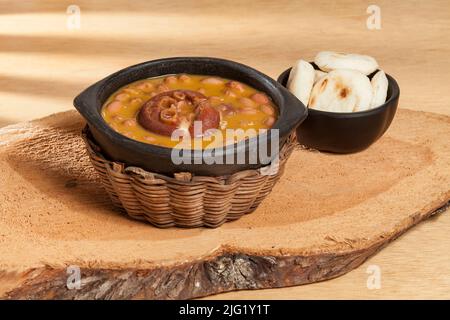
[{"x1": 82, "y1": 125, "x2": 292, "y2": 184}]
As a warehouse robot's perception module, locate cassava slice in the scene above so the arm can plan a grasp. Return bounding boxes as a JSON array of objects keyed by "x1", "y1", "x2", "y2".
[
  {"x1": 314, "y1": 51, "x2": 379, "y2": 75},
  {"x1": 370, "y1": 70, "x2": 388, "y2": 108},
  {"x1": 287, "y1": 59, "x2": 315, "y2": 106},
  {"x1": 308, "y1": 69, "x2": 373, "y2": 112}
]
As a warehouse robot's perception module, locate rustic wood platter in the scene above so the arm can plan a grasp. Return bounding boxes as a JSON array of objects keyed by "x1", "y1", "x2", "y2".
[{"x1": 0, "y1": 108, "x2": 448, "y2": 299}]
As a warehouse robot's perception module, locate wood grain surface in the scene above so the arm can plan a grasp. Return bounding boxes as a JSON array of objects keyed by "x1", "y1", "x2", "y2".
[
  {"x1": 0, "y1": 109, "x2": 448, "y2": 300},
  {"x1": 0, "y1": 0, "x2": 449, "y2": 299}
]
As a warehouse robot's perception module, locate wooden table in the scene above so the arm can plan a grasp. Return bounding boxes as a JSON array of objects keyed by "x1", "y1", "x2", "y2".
[{"x1": 0, "y1": 0, "x2": 449, "y2": 299}]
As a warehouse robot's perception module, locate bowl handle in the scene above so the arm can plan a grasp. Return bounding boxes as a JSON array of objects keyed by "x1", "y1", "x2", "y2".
[
  {"x1": 73, "y1": 80, "x2": 104, "y2": 122},
  {"x1": 277, "y1": 82, "x2": 308, "y2": 131}
]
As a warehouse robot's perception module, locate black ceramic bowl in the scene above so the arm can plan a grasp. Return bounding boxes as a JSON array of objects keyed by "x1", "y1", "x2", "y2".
[
  {"x1": 74, "y1": 57, "x2": 307, "y2": 176},
  {"x1": 277, "y1": 66, "x2": 400, "y2": 153}
]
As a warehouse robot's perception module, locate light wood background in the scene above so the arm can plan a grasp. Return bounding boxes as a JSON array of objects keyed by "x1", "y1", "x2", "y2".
[{"x1": 0, "y1": 0, "x2": 449, "y2": 299}]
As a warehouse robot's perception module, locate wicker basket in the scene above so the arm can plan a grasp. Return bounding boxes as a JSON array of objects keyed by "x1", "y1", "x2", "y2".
[{"x1": 82, "y1": 127, "x2": 296, "y2": 228}]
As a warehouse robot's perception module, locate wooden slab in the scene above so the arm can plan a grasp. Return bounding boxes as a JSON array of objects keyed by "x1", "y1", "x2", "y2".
[{"x1": 0, "y1": 109, "x2": 448, "y2": 299}]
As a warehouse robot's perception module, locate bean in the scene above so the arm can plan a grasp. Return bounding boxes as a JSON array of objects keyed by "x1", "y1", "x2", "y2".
[
  {"x1": 201, "y1": 77, "x2": 224, "y2": 85},
  {"x1": 123, "y1": 131, "x2": 134, "y2": 138},
  {"x1": 198, "y1": 88, "x2": 206, "y2": 94},
  {"x1": 223, "y1": 89, "x2": 237, "y2": 98},
  {"x1": 136, "y1": 82, "x2": 154, "y2": 93},
  {"x1": 238, "y1": 97, "x2": 256, "y2": 108},
  {"x1": 106, "y1": 101, "x2": 122, "y2": 113},
  {"x1": 144, "y1": 136, "x2": 156, "y2": 142},
  {"x1": 112, "y1": 115, "x2": 124, "y2": 122},
  {"x1": 251, "y1": 92, "x2": 270, "y2": 104},
  {"x1": 123, "y1": 119, "x2": 137, "y2": 127},
  {"x1": 218, "y1": 103, "x2": 235, "y2": 116},
  {"x1": 115, "y1": 93, "x2": 130, "y2": 101},
  {"x1": 264, "y1": 116, "x2": 276, "y2": 127},
  {"x1": 157, "y1": 84, "x2": 170, "y2": 92},
  {"x1": 209, "y1": 96, "x2": 224, "y2": 106},
  {"x1": 226, "y1": 81, "x2": 245, "y2": 93},
  {"x1": 124, "y1": 88, "x2": 140, "y2": 95},
  {"x1": 178, "y1": 74, "x2": 191, "y2": 82},
  {"x1": 260, "y1": 104, "x2": 275, "y2": 115},
  {"x1": 130, "y1": 98, "x2": 143, "y2": 107},
  {"x1": 164, "y1": 75, "x2": 177, "y2": 84},
  {"x1": 240, "y1": 107, "x2": 257, "y2": 115}
]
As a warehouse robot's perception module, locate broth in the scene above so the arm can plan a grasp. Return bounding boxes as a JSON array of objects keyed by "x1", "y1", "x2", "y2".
[{"x1": 101, "y1": 74, "x2": 277, "y2": 148}]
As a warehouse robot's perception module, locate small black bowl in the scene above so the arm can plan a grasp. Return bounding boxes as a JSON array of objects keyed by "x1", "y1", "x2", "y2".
[
  {"x1": 277, "y1": 66, "x2": 400, "y2": 153},
  {"x1": 74, "y1": 57, "x2": 307, "y2": 176}
]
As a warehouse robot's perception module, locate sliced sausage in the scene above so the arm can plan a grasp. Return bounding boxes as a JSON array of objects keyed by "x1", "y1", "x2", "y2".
[{"x1": 138, "y1": 90, "x2": 220, "y2": 137}]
